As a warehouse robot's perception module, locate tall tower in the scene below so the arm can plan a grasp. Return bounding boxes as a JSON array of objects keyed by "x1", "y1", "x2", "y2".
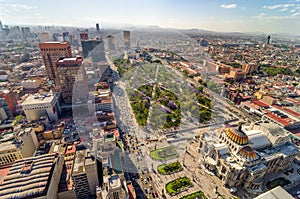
[
  {"x1": 39, "y1": 42, "x2": 72, "y2": 92},
  {"x1": 123, "y1": 30, "x2": 130, "y2": 49},
  {"x1": 267, "y1": 35, "x2": 271, "y2": 45},
  {"x1": 0, "y1": 20, "x2": 3, "y2": 30},
  {"x1": 96, "y1": 23, "x2": 100, "y2": 33},
  {"x1": 80, "y1": 32, "x2": 89, "y2": 41},
  {"x1": 55, "y1": 56, "x2": 88, "y2": 104},
  {"x1": 81, "y1": 39, "x2": 102, "y2": 58},
  {"x1": 107, "y1": 35, "x2": 116, "y2": 51},
  {"x1": 39, "y1": 32, "x2": 50, "y2": 42}
]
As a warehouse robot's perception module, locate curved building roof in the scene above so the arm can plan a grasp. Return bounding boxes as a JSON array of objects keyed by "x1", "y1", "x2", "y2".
[
  {"x1": 244, "y1": 130, "x2": 270, "y2": 149},
  {"x1": 226, "y1": 128, "x2": 249, "y2": 145},
  {"x1": 238, "y1": 146, "x2": 259, "y2": 162}
]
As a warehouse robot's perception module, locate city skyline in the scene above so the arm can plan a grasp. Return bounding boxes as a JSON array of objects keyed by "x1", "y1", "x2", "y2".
[{"x1": 0, "y1": 0, "x2": 299, "y2": 34}]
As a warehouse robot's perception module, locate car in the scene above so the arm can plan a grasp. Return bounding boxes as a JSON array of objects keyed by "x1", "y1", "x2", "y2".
[{"x1": 147, "y1": 188, "x2": 151, "y2": 194}]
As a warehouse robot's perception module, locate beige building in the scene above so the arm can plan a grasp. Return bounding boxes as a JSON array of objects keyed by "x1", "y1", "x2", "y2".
[
  {"x1": 242, "y1": 63, "x2": 258, "y2": 75},
  {"x1": 0, "y1": 153, "x2": 64, "y2": 199},
  {"x1": 0, "y1": 128, "x2": 38, "y2": 167},
  {"x1": 21, "y1": 93, "x2": 60, "y2": 122},
  {"x1": 200, "y1": 123, "x2": 298, "y2": 195},
  {"x1": 72, "y1": 149, "x2": 99, "y2": 199},
  {"x1": 101, "y1": 174, "x2": 128, "y2": 199}
]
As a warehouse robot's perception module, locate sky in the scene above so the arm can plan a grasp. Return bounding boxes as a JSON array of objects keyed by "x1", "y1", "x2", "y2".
[{"x1": 0, "y1": 0, "x2": 300, "y2": 34}]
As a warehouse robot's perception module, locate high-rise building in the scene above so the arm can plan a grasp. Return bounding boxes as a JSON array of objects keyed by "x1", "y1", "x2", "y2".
[
  {"x1": 21, "y1": 27, "x2": 30, "y2": 38},
  {"x1": 63, "y1": 32, "x2": 70, "y2": 42},
  {"x1": 0, "y1": 89, "x2": 18, "y2": 117},
  {"x1": 72, "y1": 149, "x2": 99, "y2": 199},
  {"x1": 96, "y1": 23, "x2": 100, "y2": 33},
  {"x1": 39, "y1": 41, "x2": 72, "y2": 91},
  {"x1": 39, "y1": 32, "x2": 51, "y2": 42},
  {"x1": 123, "y1": 30, "x2": 130, "y2": 49},
  {"x1": 80, "y1": 32, "x2": 89, "y2": 41},
  {"x1": 0, "y1": 20, "x2": 3, "y2": 30},
  {"x1": 267, "y1": 35, "x2": 271, "y2": 45},
  {"x1": 81, "y1": 39, "x2": 102, "y2": 58},
  {"x1": 107, "y1": 35, "x2": 116, "y2": 51},
  {"x1": 55, "y1": 57, "x2": 88, "y2": 104}
]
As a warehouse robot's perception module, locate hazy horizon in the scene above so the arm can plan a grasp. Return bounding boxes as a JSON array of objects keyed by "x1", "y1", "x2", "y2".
[{"x1": 0, "y1": 0, "x2": 299, "y2": 34}]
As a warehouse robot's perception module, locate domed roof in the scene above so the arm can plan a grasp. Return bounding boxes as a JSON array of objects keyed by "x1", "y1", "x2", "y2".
[
  {"x1": 238, "y1": 146, "x2": 259, "y2": 162},
  {"x1": 225, "y1": 128, "x2": 248, "y2": 145}
]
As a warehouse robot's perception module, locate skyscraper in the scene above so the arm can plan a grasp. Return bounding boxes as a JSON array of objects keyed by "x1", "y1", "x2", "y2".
[
  {"x1": 267, "y1": 35, "x2": 271, "y2": 45},
  {"x1": 107, "y1": 35, "x2": 116, "y2": 51},
  {"x1": 123, "y1": 30, "x2": 130, "y2": 49},
  {"x1": 39, "y1": 32, "x2": 50, "y2": 42},
  {"x1": 96, "y1": 23, "x2": 100, "y2": 33},
  {"x1": 39, "y1": 42, "x2": 72, "y2": 92},
  {"x1": 63, "y1": 32, "x2": 70, "y2": 42},
  {"x1": 55, "y1": 56, "x2": 88, "y2": 104},
  {"x1": 81, "y1": 39, "x2": 102, "y2": 58},
  {"x1": 80, "y1": 32, "x2": 89, "y2": 41},
  {"x1": 0, "y1": 20, "x2": 3, "y2": 30}
]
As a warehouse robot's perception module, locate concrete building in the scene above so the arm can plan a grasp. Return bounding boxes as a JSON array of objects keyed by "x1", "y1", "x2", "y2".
[
  {"x1": 92, "y1": 82, "x2": 112, "y2": 113},
  {"x1": 55, "y1": 57, "x2": 88, "y2": 104},
  {"x1": 80, "y1": 32, "x2": 89, "y2": 41},
  {"x1": 242, "y1": 63, "x2": 258, "y2": 75},
  {"x1": 0, "y1": 89, "x2": 18, "y2": 117},
  {"x1": 96, "y1": 23, "x2": 100, "y2": 33},
  {"x1": 0, "y1": 153, "x2": 64, "y2": 199},
  {"x1": 39, "y1": 32, "x2": 51, "y2": 42},
  {"x1": 21, "y1": 79, "x2": 41, "y2": 89},
  {"x1": 227, "y1": 69, "x2": 246, "y2": 81},
  {"x1": 21, "y1": 93, "x2": 60, "y2": 122},
  {"x1": 72, "y1": 149, "x2": 99, "y2": 199},
  {"x1": 123, "y1": 30, "x2": 130, "y2": 49},
  {"x1": 253, "y1": 186, "x2": 293, "y2": 199},
  {"x1": 200, "y1": 123, "x2": 298, "y2": 195},
  {"x1": 107, "y1": 35, "x2": 116, "y2": 51},
  {"x1": 39, "y1": 42, "x2": 72, "y2": 92},
  {"x1": 0, "y1": 128, "x2": 38, "y2": 167},
  {"x1": 102, "y1": 175, "x2": 127, "y2": 199},
  {"x1": 81, "y1": 39, "x2": 102, "y2": 58}
]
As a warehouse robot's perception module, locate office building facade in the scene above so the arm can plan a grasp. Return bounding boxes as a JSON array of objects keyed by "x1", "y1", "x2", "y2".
[{"x1": 39, "y1": 42, "x2": 72, "y2": 92}]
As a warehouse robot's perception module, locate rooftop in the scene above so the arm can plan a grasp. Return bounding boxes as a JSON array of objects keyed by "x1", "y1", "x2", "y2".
[
  {"x1": 0, "y1": 153, "x2": 58, "y2": 198},
  {"x1": 253, "y1": 186, "x2": 293, "y2": 199},
  {"x1": 21, "y1": 93, "x2": 55, "y2": 106}
]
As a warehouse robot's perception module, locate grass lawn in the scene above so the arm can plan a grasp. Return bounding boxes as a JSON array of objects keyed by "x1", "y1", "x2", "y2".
[
  {"x1": 180, "y1": 191, "x2": 206, "y2": 199},
  {"x1": 165, "y1": 176, "x2": 192, "y2": 195},
  {"x1": 157, "y1": 162, "x2": 183, "y2": 175},
  {"x1": 150, "y1": 146, "x2": 179, "y2": 161},
  {"x1": 266, "y1": 177, "x2": 291, "y2": 190}
]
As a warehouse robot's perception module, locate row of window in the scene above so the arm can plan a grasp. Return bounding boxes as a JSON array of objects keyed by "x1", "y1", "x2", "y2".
[
  {"x1": 41, "y1": 48, "x2": 68, "y2": 51},
  {"x1": 0, "y1": 152, "x2": 21, "y2": 165}
]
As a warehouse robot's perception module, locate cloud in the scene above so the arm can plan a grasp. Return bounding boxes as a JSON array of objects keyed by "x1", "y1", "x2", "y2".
[
  {"x1": 9, "y1": 4, "x2": 37, "y2": 10},
  {"x1": 263, "y1": 4, "x2": 295, "y2": 10},
  {"x1": 280, "y1": 8, "x2": 288, "y2": 12},
  {"x1": 221, "y1": 4, "x2": 237, "y2": 9},
  {"x1": 253, "y1": 12, "x2": 300, "y2": 20}
]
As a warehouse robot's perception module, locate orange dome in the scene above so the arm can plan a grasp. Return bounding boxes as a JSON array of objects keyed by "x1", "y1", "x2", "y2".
[
  {"x1": 225, "y1": 128, "x2": 248, "y2": 145},
  {"x1": 238, "y1": 146, "x2": 259, "y2": 161}
]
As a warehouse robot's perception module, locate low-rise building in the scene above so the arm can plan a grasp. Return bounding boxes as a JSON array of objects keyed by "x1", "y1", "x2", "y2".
[
  {"x1": 200, "y1": 123, "x2": 298, "y2": 195},
  {"x1": 0, "y1": 153, "x2": 64, "y2": 199}
]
